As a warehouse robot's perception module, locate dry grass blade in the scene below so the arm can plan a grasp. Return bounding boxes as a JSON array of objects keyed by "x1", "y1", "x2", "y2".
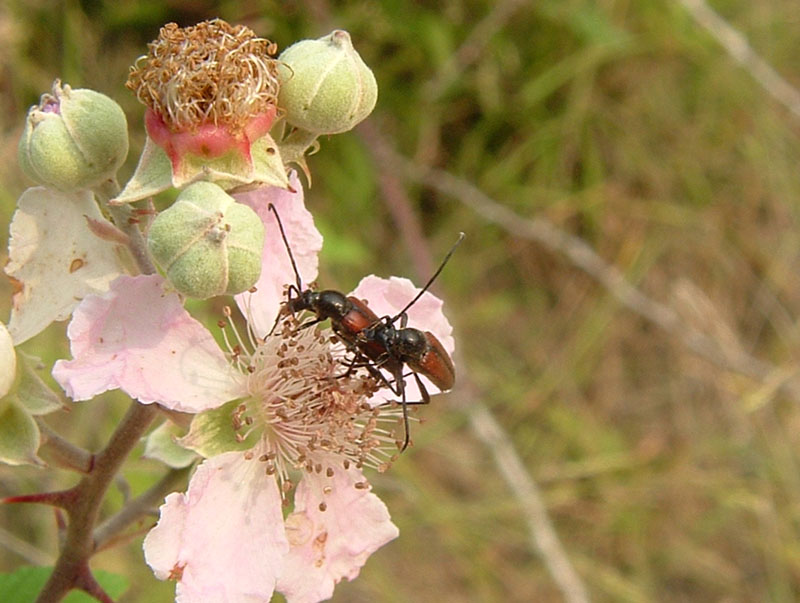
[
  {"x1": 678, "y1": 0, "x2": 800, "y2": 119},
  {"x1": 466, "y1": 386, "x2": 591, "y2": 603}
]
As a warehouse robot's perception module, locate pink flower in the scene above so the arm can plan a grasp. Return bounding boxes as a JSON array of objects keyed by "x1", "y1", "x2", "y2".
[{"x1": 51, "y1": 177, "x2": 455, "y2": 602}]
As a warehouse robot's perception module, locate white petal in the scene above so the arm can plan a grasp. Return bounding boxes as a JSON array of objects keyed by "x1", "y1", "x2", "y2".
[
  {"x1": 0, "y1": 322, "x2": 16, "y2": 398},
  {"x1": 52, "y1": 275, "x2": 241, "y2": 412},
  {"x1": 5, "y1": 187, "x2": 124, "y2": 344}
]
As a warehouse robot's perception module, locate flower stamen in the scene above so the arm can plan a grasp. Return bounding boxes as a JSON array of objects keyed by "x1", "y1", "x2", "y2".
[{"x1": 127, "y1": 19, "x2": 280, "y2": 134}]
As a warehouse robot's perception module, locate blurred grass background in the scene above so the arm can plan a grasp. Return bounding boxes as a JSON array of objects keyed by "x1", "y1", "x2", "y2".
[{"x1": 3, "y1": 0, "x2": 800, "y2": 601}]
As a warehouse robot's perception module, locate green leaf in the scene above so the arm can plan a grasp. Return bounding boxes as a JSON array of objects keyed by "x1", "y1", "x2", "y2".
[
  {"x1": 143, "y1": 420, "x2": 197, "y2": 468},
  {"x1": 15, "y1": 352, "x2": 64, "y2": 416},
  {"x1": 179, "y1": 399, "x2": 256, "y2": 458},
  {"x1": 0, "y1": 566, "x2": 128, "y2": 602},
  {"x1": 0, "y1": 399, "x2": 42, "y2": 466}
]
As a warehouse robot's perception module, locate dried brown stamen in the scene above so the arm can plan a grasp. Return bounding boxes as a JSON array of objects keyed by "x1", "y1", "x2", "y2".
[{"x1": 126, "y1": 19, "x2": 280, "y2": 133}]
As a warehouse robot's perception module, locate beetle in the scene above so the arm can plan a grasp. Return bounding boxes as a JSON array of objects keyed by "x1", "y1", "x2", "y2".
[
  {"x1": 267, "y1": 204, "x2": 381, "y2": 350},
  {"x1": 268, "y1": 203, "x2": 462, "y2": 450},
  {"x1": 353, "y1": 248, "x2": 461, "y2": 451}
]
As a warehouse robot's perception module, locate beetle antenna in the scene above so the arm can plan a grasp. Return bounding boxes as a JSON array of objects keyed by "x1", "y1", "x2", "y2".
[
  {"x1": 268, "y1": 203, "x2": 304, "y2": 291},
  {"x1": 392, "y1": 232, "x2": 465, "y2": 322}
]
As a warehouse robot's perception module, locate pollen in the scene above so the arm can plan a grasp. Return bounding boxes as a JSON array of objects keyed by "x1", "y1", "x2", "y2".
[
  {"x1": 221, "y1": 310, "x2": 403, "y2": 489},
  {"x1": 126, "y1": 19, "x2": 280, "y2": 133}
]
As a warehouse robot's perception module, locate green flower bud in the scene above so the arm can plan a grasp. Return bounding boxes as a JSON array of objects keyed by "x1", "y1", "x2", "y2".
[
  {"x1": 0, "y1": 322, "x2": 15, "y2": 399},
  {"x1": 147, "y1": 182, "x2": 264, "y2": 299},
  {"x1": 278, "y1": 30, "x2": 377, "y2": 135},
  {"x1": 18, "y1": 80, "x2": 129, "y2": 192}
]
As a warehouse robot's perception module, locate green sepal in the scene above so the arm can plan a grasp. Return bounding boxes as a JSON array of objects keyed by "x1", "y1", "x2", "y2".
[
  {"x1": 179, "y1": 399, "x2": 258, "y2": 458},
  {"x1": 277, "y1": 30, "x2": 378, "y2": 135},
  {"x1": 15, "y1": 352, "x2": 64, "y2": 416},
  {"x1": 112, "y1": 136, "x2": 173, "y2": 204},
  {"x1": 143, "y1": 420, "x2": 197, "y2": 468},
  {"x1": 275, "y1": 127, "x2": 319, "y2": 185},
  {"x1": 18, "y1": 83, "x2": 129, "y2": 193},
  {"x1": 147, "y1": 181, "x2": 265, "y2": 299},
  {"x1": 113, "y1": 133, "x2": 289, "y2": 204},
  {"x1": 249, "y1": 134, "x2": 291, "y2": 190},
  {"x1": 0, "y1": 399, "x2": 43, "y2": 467}
]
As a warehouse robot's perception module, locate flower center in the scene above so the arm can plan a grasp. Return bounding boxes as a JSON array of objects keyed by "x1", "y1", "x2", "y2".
[{"x1": 223, "y1": 309, "x2": 404, "y2": 489}]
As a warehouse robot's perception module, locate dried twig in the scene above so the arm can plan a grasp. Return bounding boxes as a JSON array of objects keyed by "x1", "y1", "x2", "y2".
[
  {"x1": 678, "y1": 0, "x2": 800, "y2": 120},
  {"x1": 467, "y1": 391, "x2": 591, "y2": 603},
  {"x1": 393, "y1": 153, "x2": 800, "y2": 399},
  {"x1": 0, "y1": 525, "x2": 54, "y2": 566}
]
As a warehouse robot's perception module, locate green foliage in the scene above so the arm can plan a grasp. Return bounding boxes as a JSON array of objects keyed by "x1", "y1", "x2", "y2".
[{"x1": 0, "y1": 566, "x2": 128, "y2": 602}]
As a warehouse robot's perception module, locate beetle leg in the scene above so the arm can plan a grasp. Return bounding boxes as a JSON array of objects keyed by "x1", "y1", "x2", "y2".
[
  {"x1": 402, "y1": 372, "x2": 431, "y2": 405},
  {"x1": 334, "y1": 352, "x2": 405, "y2": 397},
  {"x1": 393, "y1": 365, "x2": 412, "y2": 451},
  {"x1": 369, "y1": 363, "x2": 403, "y2": 396},
  {"x1": 294, "y1": 316, "x2": 325, "y2": 331}
]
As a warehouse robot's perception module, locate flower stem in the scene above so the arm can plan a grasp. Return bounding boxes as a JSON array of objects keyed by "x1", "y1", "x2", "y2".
[
  {"x1": 36, "y1": 418, "x2": 94, "y2": 473},
  {"x1": 94, "y1": 465, "x2": 192, "y2": 551},
  {"x1": 35, "y1": 402, "x2": 159, "y2": 603},
  {"x1": 95, "y1": 178, "x2": 157, "y2": 276}
]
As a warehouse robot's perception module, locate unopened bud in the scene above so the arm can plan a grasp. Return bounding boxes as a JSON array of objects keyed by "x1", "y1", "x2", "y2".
[
  {"x1": 0, "y1": 323, "x2": 15, "y2": 399},
  {"x1": 278, "y1": 30, "x2": 377, "y2": 135},
  {"x1": 18, "y1": 81, "x2": 128, "y2": 191},
  {"x1": 147, "y1": 182, "x2": 264, "y2": 299}
]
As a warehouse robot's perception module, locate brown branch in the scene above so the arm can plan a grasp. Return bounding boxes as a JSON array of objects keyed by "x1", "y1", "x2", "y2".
[{"x1": 35, "y1": 402, "x2": 159, "y2": 603}]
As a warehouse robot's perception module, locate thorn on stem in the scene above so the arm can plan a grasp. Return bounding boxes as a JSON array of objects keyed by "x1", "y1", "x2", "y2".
[{"x1": 2, "y1": 487, "x2": 78, "y2": 509}]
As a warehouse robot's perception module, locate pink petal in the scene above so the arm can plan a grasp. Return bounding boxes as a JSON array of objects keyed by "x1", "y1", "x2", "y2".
[
  {"x1": 144, "y1": 451, "x2": 288, "y2": 602},
  {"x1": 52, "y1": 274, "x2": 241, "y2": 412},
  {"x1": 234, "y1": 173, "x2": 322, "y2": 337},
  {"x1": 277, "y1": 465, "x2": 398, "y2": 603},
  {"x1": 350, "y1": 275, "x2": 455, "y2": 403}
]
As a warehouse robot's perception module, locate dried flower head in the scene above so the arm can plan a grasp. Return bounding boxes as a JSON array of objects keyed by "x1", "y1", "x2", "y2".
[{"x1": 126, "y1": 19, "x2": 280, "y2": 134}]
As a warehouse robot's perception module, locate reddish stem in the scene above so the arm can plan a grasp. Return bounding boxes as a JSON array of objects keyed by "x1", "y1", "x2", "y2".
[
  {"x1": 2, "y1": 489, "x2": 76, "y2": 508},
  {"x1": 34, "y1": 402, "x2": 158, "y2": 602}
]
